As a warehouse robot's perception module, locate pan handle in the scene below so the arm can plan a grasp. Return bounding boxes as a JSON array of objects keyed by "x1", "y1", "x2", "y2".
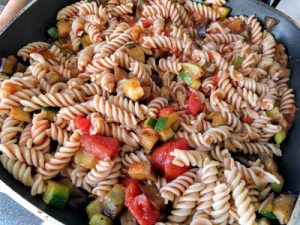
[{"x1": 259, "y1": 0, "x2": 281, "y2": 8}]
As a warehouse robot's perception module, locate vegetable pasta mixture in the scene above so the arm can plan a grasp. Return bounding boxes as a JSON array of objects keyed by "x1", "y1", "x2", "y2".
[{"x1": 0, "y1": 0, "x2": 297, "y2": 224}]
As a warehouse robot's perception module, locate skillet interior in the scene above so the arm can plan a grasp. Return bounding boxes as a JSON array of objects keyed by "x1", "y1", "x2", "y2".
[{"x1": 0, "y1": 0, "x2": 299, "y2": 224}]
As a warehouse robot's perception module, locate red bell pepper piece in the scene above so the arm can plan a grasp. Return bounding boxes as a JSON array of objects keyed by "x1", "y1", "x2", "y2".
[
  {"x1": 186, "y1": 91, "x2": 203, "y2": 116},
  {"x1": 151, "y1": 138, "x2": 190, "y2": 180},
  {"x1": 76, "y1": 116, "x2": 91, "y2": 134},
  {"x1": 80, "y1": 134, "x2": 120, "y2": 160},
  {"x1": 125, "y1": 183, "x2": 159, "y2": 225},
  {"x1": 159, "y1": 107, "x2": 176, "y2": 117}
]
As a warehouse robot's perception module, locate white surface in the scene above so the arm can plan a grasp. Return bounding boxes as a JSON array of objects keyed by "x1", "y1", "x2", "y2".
[{"x1": 277, "y1": 0, "x2": 300, "y2": 23}]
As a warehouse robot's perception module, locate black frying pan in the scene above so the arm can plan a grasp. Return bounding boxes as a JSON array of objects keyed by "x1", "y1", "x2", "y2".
[{"x1": 0, "y1": 0, "x2": 300, "y2": 224}]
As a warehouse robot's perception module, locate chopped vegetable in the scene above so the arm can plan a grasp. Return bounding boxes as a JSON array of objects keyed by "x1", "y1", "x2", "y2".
[
  {"x1": 259, "y1": 194, "x2": 276, "y2": 220},
  {"x1": 42, "y1": 107, "x2": 58, "y2": 122},
  {"x1": 143, "y1": 117, "x2": 157, "y2": 128},
  {"x1": 114, "y1": 67, "x2": 128, "y2": 82},
  {"x1": 45, "y1": 71, "x2": 66, "y2": 84},
  {"x1": 151, "y1": 138, "x2": 190, "y2": 180},
  {"x1": 154, "y1": 113, "x2": 178, "y2": 132},
  {"x1": 43, "y1": 181, "x2": 70, "y2": 208},
  {"x1": 0, "y1": 58, "x2": 14, "y2": 74},
  {"x1": 10, "y1": 107, "x2": 31, "y2": 123},
  {"x1": 180, "y1": 63, "x2": 204, "y2": 87},
  {"x1": 216, "y1": 6, "x2": 231, "y2": 18},
  {"x1": 16, "y1": 63, "x2": 27, "y2": 72},
  {"x1": 120, "y1": 210, "x2": 137, "y2": 225},
  {"x1": 273, "y1": 194, "x2": 296, "y2": 224},
  {"x1": 76, "y1": 116, "x2": 91, "y2": 134},
  {"x1": 265, "y1": 16, "x2": 279, "y2": 31},
  {"x1": 187, "y1": 91, "x2": 203, "y2": 116},
  {"x1": 121, "y1": 176, "x2": 140, "y2": 188},
  {"x1": 139, "y1": 128, "x2": 159, "y2": 151},
  {"x1": 123, "y1": 78, "x2": 144, "y2": 101},
  {"x1": 57, "y1": 20, "x2": 71, "y2": 38},
  {"x1": 243, "y1": 116, "x2": 254, "y2": 124},
  {"x1": 233, "y1": 56, "x2": 245, "y2": 68},
  {"x1": 140, "y1": 184, "x2": 164, "y2": 211},
  {"x1": 82, "y1": 34, "x2": 92, "y2": 48},
  {"x1": 267, "y1": 106, "x2": 280, "y2": 119},
  {"x1": 47, "y1": 26, "x2": 59, "y2": 39},
  {"x1": 257, "y1": 218, "x2": 271, "y2": 225},
  {"x1": 171, "y1": 120, "x2": 180, "y2": 131},
  {"x1": 87, "y1": 199, "x2": 104, "y2": 220},
  {"x1": 7, "y1": 55, "x2": 17, "y2": 70},
  {"x1": 125, "y1": 182, "x2": 160, "y2": 225},
  {"x1": 159, "y1": 107, "x2": 176, "y2": 117},
  {"x1": 74, "y1": 150, "x2": 99, "y2": 169},
  {"x1": 89, "y1": 213, "x2": 112, "y2": 225},
  {"x1": 211, "y1": 112, "x2": 226, "y2": 127},
  {"x1": 0, "y1": 73, "x2": 9, "y2": 82},
  {"x1": 160, "y1": 87, "x2": 171, "y2": 99},
  {"x1": 190, "y1": 79, "x2": 201, "y2": 90},
  {"x1": 263, "y1": 158, "x2": 278, "y2": 173},
  {"x1": 275, "y1": 129, "x2": 287, "y2": 145},
  {"x1": 68, "y1": 187, "x2": 89, "y2": 210},
  {"x1": 103, "y1": 184, "x2": 125, "y2": 219},
  {"x1": 285, "y1": 68, "x2": 291, "y2": 77},
  {"x1": 128, "y1": 161, "x2": 156, "y2": 181},
  {"x1": 271, "y1": 172, "x2": 284, "y2": 193},
  {"x1": 81, "y1": 134, "x2": 120, "y2": 160},
  {"x1": 158, "y1": 127, "x2": 175, "y2": 142},
  {"x1": 124, "y1": 42, "x2": 145, "y2": 63}
]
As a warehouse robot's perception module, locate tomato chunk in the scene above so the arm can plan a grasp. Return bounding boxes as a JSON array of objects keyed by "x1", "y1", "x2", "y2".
[
  {"x1": 150, "y1": 138, "x2": 190, "y2": 180},
  {"x1": 125, "y1": 183, "x2": 159, "y2": 225},
  {"x1": 243, "y1": 116, "x2": 254, "y2": 125},
  {"x1": 80, "y1": 134, "x2": 120, "y2": 160},
  {"x1": 121, "y1": 176, "x2": 140, "y2": 188},
  {"x1": 76, "y1": 116, "x2": 91, "y2": 134},
  {"x1": 142, "y1": 18, "x2": 152, "y2": 29},
  {"x1": 212, "y1": 74, "x2": 219, "y2": 87},
  {"x1": 186, "y1": 91, "x2": 203, "y2": 116},
  {"x1": 159, "y1": 107, "x2": 176, "y2": 117}
]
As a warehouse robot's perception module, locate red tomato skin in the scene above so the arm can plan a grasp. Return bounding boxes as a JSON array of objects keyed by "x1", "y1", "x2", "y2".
[
  {"x1": 80, "y1": 134, "x2": 120, "y2": 160},
  {"x1": 142, "y1": 18, "x2": 152, "y2": 29},
  {"x1": 75, "y1": 116, "x2": 91, "y2": 134},
  {"x1": 187, "y1": 92, "x2": 202, "y2": 116},
  {"x1": 121, "y1": 176, "x2": 140, "y2": 187},
  {"x1": 159, "y1": 107, "x2": 176, "y2": 117},
  {"x1": 212, "y1": 74, "x2": 219, "y2": 87},
  {"x1": 243, "y1": 116, "x2": 254, "y2": 125},
  {"x1": 151, "y1": 138, "x2": 190, "y2": 180},
  {"x1": 125, "y1": 183, "x2": 159, "y2": 225}
]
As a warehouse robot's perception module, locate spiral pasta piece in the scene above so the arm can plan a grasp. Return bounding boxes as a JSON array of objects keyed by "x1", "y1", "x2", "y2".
[
  {"x1": 93, "y1": 95, "x2": 138, "y2": 130},
  {"x1": 38, "y1": 130, "x2": 81, "y2": 179},
  {"x1": 108, "y1": 95, "x2": 147, "y2": 120},
  {"x1": 0, "y1": 117, "x2": 24, "y2": 144},
  {"x1": 17, "y1": 42, "x2": 50, "y2": 60},
  {"x1": 46, "y1": 123, "x2": 70, "y2": 145},
  {"x1": 82, "y1": 158, "x2": 115, "y2": 192},
  {"x1": 211, "y1": 183, "x2": 231, "y2": 225},
  {"x1": 171, "y1": 149, "x2": 208, "y2": 168},
  {"x1": 225, "y1": 167, "x2": 257, "y2": 225},
  {"x1": 0, "y1": 154, "x2": 34, "y2": 187},
  {"x1": 92, "y1": 156, "x2": 121, "y2": 199},
  {"x1": 31, "y1": 112, "x2": 50, "y2": 152},
  {"x1": 196, "y1": 159, "x2": 219, "y2": 214},
  {"x1": 167, "y1": 183, "x2": 204, "y2": 223},
  {"x1": 161, "y1": 170, "x2": 197, "y2": 202}
]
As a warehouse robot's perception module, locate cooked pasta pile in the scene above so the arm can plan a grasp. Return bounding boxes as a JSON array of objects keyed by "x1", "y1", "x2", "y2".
[{"x1": 0, "y1": 0, "x2": 297, "y2": 224}]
